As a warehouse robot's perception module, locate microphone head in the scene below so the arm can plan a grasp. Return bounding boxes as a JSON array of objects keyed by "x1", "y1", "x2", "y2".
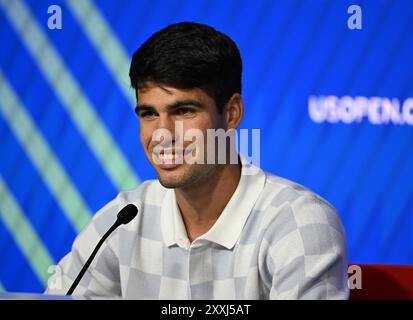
[{"x1": 117, "y1": 204, "x2": 138, "y2": 225}]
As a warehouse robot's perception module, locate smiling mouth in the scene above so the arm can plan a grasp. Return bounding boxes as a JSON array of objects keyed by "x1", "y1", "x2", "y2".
[{"x1": 152, "y1": 147, "x2": 195, "y2": 169}]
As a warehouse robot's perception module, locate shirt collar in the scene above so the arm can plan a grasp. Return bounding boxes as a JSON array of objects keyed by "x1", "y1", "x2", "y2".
[{"x1": 161, "y1": 154, "x2": 266, "y2": 250}]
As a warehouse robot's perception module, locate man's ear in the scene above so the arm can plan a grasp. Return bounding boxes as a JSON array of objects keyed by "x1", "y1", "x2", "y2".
[{"x1": 224, "y1": 93, "x2": 244, "y2": 130}]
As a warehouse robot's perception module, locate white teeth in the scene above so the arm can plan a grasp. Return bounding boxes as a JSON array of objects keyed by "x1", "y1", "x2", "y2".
[{"x1": 160, "y1": 153, "x2": 175, "y2": 160}]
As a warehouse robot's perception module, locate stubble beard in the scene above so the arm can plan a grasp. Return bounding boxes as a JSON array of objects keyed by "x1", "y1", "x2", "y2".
[{"x1": 156, "y1": 163, "x2": 217, "y2": 190}]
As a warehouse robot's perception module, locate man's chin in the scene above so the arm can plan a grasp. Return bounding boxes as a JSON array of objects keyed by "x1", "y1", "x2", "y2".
[
  {"x1": 158, "y1": 179, "x2": 181, "y2": 189},
  {"x1": 155, "y1": 168, "x2": 185, "y2": 189},
  {"x1": 156, "y1": 167, "x2": 201, "y2": 189},
  {"x1": 157, "y1": 175, "x2": 187, "y2": 189},
  {"x1": 153, "y1": 162, "x2": 215, "y2": 189}
]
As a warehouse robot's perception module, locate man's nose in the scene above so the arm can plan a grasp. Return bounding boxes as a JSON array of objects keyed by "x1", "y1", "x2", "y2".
[
  {"x1": 157, "y1": 114, "x2": 175, "y2": 135},
  {"x1": 155, "y1": 115, "x2": 179, "y2": 146}
]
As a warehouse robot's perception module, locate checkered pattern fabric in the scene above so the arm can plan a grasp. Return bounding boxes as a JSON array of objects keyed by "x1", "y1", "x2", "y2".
[{"x1": 45, "y1": 161, "x2": 349, "y2": 299}]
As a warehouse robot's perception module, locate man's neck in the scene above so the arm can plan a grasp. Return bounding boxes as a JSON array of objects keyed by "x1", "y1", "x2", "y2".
[{"x1": 175, "y1": 162, "x2": 242, "y2": 242}]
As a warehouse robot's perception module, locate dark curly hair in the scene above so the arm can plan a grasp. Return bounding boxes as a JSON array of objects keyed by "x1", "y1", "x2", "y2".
[{"x1": 129, "y1": 22, "x2": 242, "y2": 112}]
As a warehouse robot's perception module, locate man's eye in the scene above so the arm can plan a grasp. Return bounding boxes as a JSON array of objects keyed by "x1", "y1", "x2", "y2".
[
  {"x1": 176, "y1": 108, "x2": 194, "y2": 116},
  {"x1": 139, "y1": 111, "x2": 156, "y2": 118}
]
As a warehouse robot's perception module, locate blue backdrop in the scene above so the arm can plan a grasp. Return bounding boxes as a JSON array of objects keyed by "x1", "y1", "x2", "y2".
[{"x1": 0, "y1": 0, "x2": 412, "y2": 293}]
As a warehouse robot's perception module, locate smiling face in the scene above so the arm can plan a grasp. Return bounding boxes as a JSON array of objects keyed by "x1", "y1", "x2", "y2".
[{"x1": 136, "y1": 82, "x2": 229, "y2": 189}]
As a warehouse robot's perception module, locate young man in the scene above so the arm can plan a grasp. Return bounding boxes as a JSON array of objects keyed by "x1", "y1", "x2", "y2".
[{"x1": 46, "y1": 22, "x2": 348, "y2": 299}]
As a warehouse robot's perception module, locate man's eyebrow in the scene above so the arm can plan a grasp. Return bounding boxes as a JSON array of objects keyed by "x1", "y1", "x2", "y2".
[
  {"x1": 135, "y1": 104, "x2": 154, "y2": 113},
  {"x1": 135, "y1": 99, "x2": 204, "y2": 113},
  {"x1": 166, "y1": 99, "x2": 204, "y2": 110}
]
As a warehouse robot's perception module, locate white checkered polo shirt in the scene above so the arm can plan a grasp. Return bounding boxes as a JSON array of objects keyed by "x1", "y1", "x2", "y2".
[{"x1": 46, "y1": 160, "x2": 349, "y2": 299}]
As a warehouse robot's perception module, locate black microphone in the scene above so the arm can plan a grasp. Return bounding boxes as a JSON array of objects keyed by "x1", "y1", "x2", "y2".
[{"x1": 66, "y1": 204, "x2": 138, "y2": 295}]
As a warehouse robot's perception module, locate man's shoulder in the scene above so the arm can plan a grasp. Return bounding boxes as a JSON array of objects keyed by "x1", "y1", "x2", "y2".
[
  {"x1": 261, "y1": 171, "x2": 335, "y2": 211},
  {"x1": 117, "y1": 179, "x2": 167, "y2": 206},
  {"x1": 85, "y1": 179, "x2": 166, "y2": 236},
  {"x1": 257, "y1": 171, "x2": 344, "y2": 235}
]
